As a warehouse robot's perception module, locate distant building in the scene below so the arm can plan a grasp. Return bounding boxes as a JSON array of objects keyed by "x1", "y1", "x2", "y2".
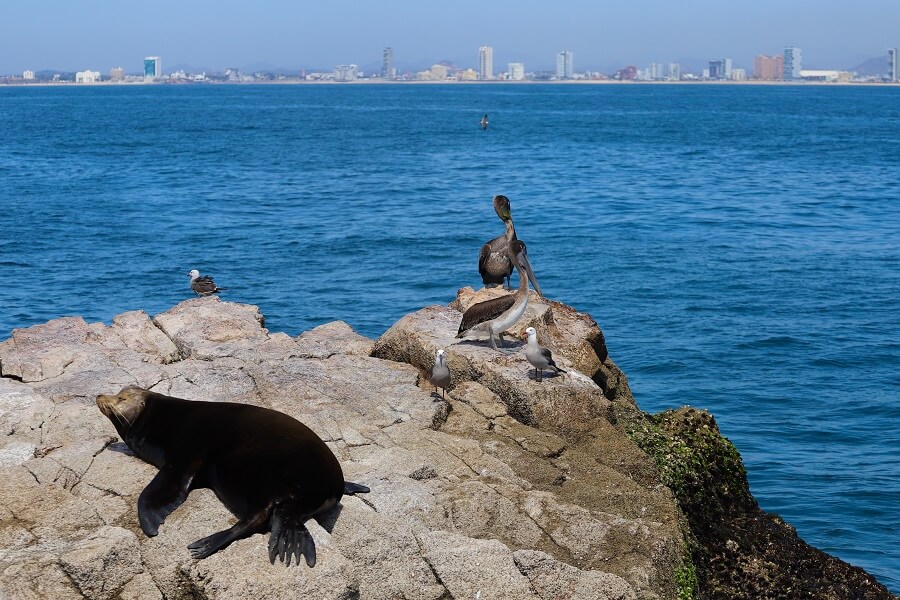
[
  {"x1": 382, "y1": 47, "x2": 394, "y2": 80},
  {"x1": 334, "y1": 64, "x2": 359, "y2": 82},
  {"x1": 507, "y1": 62, "x2": 525, "y2": 81},
  {"x1": 668, "y1": 63, "x2": 681, "y2": 81},
  {"x1": 889, "y1": 48, "x2": 898, "y2": 82},
  {"x1": 615, "y1": 65, "x2": 637, "y2": 80},
  {"x1": 708, "y1": 60, "x2": 726, "y2": 80},
  {"x1": 478, "y1": 46, "x2": 493, "y2": 80},
  {"x1": 556, "y1": 51, "x2": 574, "y2": 79},
  {"x1": 731, "y1": 68, "x2": 746, "y2": 81},
  {"x1": 457, "y1": 68, "x2": 478, "y2": 81},
  {"x1": 22, "y1": 70, "x2": 35, "y2": 81},
  {"x1": 800, "y1": 70, "x2": 851, "y2": 82},
  {"x1": 784, "y1": 47, "x2": 801, "y2": 80},
  {"x1": 76, "y1": 70, "x2": 101, "y2": 83},
  {"x1": 645, "y1": 62, "x2": 663, "y2": 80},
  {"x1": 109, "y1": 67, "x2": 125, "y2": 81},
  {"x1": 753, "y1": 55, "x2": 784, "y2": 80},
  {"x1": 430, "y1": 64, "x2": 448, "y2": 80},
  {"x1": 144, "y1": 56, "x2": 161, "y2": 79},
  {"x1": 724, "y1": 58, "x2": 733, "y2": 80}
]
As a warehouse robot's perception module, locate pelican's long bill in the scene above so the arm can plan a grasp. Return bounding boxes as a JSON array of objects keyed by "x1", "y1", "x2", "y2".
[{"x1": 517, "y1": 247, "x2": 542, "y2": 298}]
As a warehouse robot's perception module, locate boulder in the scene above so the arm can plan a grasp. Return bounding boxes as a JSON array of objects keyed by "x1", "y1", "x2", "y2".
[{"x1": 0, "y1": 294, "x2": 893, "y2": 600}]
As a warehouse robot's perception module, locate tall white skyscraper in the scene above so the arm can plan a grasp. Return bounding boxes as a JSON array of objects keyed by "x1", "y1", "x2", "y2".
[
  {"x1": 478, "y1": 46, "x2": 493, "y2": 80},
  {"x1": 556, "y1": 51, "x2": 574, "y2": 78},
  {"x1": 668, "y1": 63, "x2": 681, "y2": 81},
  {"x1": 784, "y1": 47, "x2": 801, "y2": 80},
  {"x1": 889, "y1": 48, "x2": 899, "y2": 83}
]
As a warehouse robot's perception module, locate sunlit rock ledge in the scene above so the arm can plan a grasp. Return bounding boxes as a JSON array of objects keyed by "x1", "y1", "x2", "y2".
[{"x1": 0, "y1": 294, "x2": 893, "y2": 600}]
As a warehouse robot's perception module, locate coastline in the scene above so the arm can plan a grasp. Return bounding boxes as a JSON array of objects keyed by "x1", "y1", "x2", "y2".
[{"x1": 3, "y1": 78, "x2": 900, "y2": 87}]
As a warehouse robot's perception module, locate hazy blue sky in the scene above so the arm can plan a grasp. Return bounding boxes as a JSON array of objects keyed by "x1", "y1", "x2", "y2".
[{"x1": 2, "y1": 0, "x2": 898, "y2": 73}]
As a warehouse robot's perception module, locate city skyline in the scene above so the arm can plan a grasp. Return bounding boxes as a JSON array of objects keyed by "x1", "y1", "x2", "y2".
[{"x1": 2, "y1": 0, "x2": 899, "y2": 75}]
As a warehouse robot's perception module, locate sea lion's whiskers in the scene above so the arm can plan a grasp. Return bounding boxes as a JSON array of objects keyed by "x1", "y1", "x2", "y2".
[{"x1": 109, "y1": 404, "x2": 133, "y2": 428}]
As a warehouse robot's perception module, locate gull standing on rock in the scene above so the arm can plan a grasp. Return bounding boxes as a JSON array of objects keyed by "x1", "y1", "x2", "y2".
[
  {"x1": 188, "y1": 269, "x2": 226, "y2": 296},
  {"x1": 428, "y1": 348, "x2": 451, "y2": 399},
  {"x1": 458, "y1": 240, "x2": 539, "y2": 350},
  {"x1": 524, "y1": 327, "x2": 566, "y2": 382}
]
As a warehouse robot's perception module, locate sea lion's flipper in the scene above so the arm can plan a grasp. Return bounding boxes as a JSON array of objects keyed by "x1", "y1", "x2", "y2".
[
  {"x1": 187, "y1": 508, "x2": 270, "y2": 560},
  {"x1": 343, "y1": 481, "x2": 370, "y2": 495},
  {"x1": 138, "y1": 465, "x2": 196, "y2": 536},
  {"x1": 268, "y1": 506, "x2": 315, "y2": 567}
]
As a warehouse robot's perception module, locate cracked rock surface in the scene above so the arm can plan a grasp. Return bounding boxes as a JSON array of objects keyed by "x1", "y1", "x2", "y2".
[{"x1": 0, "y1": 295, "x2": 684, "y2": 599}]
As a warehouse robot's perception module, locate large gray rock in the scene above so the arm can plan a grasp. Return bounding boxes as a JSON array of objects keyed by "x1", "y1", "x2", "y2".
[{"x1": 0, "y1": 297, "x2": 685, "y2": 599}]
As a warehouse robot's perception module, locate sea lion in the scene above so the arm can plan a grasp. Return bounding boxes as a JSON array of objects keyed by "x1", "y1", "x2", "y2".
[{"x1": 96, "y1": 386, "x2": 369, "y2": 567}]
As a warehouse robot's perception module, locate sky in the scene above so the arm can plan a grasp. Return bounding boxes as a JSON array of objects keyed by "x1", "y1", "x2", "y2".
[{"x1": 2, "y1": 0, "x2": 898, "y2": 74}]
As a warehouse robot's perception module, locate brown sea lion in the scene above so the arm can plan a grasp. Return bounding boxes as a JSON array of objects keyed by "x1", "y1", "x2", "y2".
[{"x1": 96, "y1": 386, "x2": 369, "y2": 567}]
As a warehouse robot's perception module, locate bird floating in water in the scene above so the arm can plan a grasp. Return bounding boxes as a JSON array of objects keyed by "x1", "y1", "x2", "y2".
[
  {"x1": 481, "y1": 114, "x2": 489, "y2": 130},
  {"x1": 523, "y1": 327, "x2": 566, "y2": 382},
  {"x1": 458, "y1": 240, "x2": 538, "y2": 350},
  {"x1": 188, "y1": 269, "x2": 226, "y2": 296},
  {"x1": 428, "y1": 348, "x2": 451, "y2": 399}
]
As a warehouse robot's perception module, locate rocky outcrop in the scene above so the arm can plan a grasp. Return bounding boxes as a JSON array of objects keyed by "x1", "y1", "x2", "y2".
[
  {"x1": 0, "y1": 293, "x2": 894, "y2": 600},
  {"x1": 627, "y1": 408, "x2": 895, "y2": 600},
  {"x1": 0, "y1": 296, "x2": 671, "y2": 600}
]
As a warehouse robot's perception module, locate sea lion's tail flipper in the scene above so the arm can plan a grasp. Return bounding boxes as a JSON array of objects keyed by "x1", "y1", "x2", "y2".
[
  {"x1": 268, "y1": 506, "x2": 316, "y2": 568},
  {"x1": 343, "y1": 481, "x2": 370, "y2": 495}
]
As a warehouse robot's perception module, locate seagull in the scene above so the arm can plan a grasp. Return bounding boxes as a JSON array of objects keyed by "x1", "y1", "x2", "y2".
[
  {"x1": 188, "y1": 269, "x2": 226, "y2": 296},
  {"x1": 523, "y1": 327, "x2": 566, "y2": 382},
  {"x1": 428, "y1": 348, "x2": 451, "y2": 399},
  {"x1": 481, "y1": 114, "x2": 489, "y2": 130}
]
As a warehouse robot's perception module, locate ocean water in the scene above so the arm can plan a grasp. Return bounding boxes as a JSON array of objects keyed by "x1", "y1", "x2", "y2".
[{"x1": 1, "y1": 83, "x2": 898, "y2": 591}]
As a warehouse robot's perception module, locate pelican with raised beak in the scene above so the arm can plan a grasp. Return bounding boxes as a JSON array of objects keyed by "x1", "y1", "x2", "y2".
[
  {"x1": 458, "y1": 239, "x2": 540, "y2": 350},
  {"x1": 478, "y1": 195, "x2": 519, "y2": 289}
]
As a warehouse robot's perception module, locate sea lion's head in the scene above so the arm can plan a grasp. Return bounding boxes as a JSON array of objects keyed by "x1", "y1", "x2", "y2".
[{"x1": 97, "y1": 386, "x2": 149, "y2": 431}]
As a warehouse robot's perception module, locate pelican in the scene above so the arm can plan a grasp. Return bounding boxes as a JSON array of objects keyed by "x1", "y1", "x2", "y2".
[
  {"x1": 457, "y1": 239, "x2": 538, "y2": 350},
  {"x1": 478, "y1": 195, "x2": 517, "y2": 289},
  {"x1": 428, "y1": 348, "x2": 451, "y2": 399},
  {"x1": 188, "y1": 269, "x2": 226, "y2": 296},
  {"x1": 523, "y1": 327, "x2": 566, "y2": 382}
]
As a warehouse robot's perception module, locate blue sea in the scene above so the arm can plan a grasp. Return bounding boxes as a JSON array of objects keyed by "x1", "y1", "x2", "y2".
[{"x1": 1, "y1": 83, "x2": 898, "y2": 591}]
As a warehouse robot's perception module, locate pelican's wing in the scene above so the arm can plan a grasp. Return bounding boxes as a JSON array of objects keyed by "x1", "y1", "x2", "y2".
[
  {"x1": 457, "y1": 294, "x2": 516, "y2": 335},
  {"x1": 478, "y1": 242, "x2": 492, "y2": 280},
  {"x1": 479, "y1": 235, "x2": 510, "y2": 285}
]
